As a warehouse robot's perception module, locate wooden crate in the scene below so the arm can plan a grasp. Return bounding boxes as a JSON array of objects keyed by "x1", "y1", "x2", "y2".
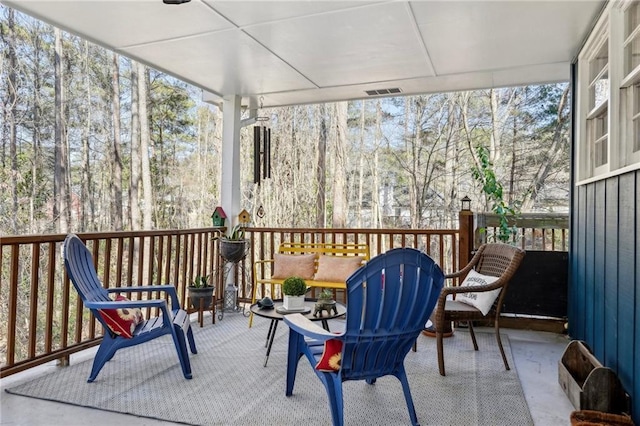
[{"x1": 558, "y1": 340, "x2": 630, "y2": 414}]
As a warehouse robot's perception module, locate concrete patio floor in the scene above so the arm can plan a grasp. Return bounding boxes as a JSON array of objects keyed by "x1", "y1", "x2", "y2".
[{"x1": 0, "y1": 316, "x2": 575, "y2": 426}]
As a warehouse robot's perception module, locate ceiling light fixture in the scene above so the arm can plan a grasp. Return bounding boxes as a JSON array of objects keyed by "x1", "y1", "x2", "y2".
[{"x1": 162, "y1": 0, "x2": 191, "y2": 4}]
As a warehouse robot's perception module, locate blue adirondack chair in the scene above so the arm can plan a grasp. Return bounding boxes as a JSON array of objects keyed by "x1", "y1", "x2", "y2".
[
  {"x1": 63, "y1": 234, "x2": 197, "y2": 382},
  {"x1": 284, "y1": 247, "x2": 445, "y2": 426}
]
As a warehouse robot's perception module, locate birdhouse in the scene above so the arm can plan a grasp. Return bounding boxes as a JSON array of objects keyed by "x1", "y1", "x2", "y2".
[
  {"x1": 211, "y1": 207, "x2": 227, "y2": 227},
  {"x1": 238, "y1": 209, "x2": 251, "y2": 225}
]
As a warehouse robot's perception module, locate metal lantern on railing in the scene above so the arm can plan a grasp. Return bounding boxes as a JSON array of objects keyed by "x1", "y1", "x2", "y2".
[{"x1": 461, "y1": 195, "x2": 471, "y2": 211}]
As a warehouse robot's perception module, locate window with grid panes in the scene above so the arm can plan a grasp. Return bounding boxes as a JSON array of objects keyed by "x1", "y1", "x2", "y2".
[
  {"x1": 634, "y1": 84, "x2": 640, "y2": 153},
  {"x1": 624, "y1": 1, "x2": 640, "y2": 163},
  {"x1": 587, "y1": 39, "x2": 609, "y2": 171}
]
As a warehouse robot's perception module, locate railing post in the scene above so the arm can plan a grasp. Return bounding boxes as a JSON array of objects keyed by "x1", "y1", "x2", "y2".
[{"x1": 458, "y1": 208, "x2": 474, "y2": 269}]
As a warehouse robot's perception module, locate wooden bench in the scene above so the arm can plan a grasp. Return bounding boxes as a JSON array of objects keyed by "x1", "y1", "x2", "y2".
[{"x1": 251, "y1": 242, "x2": 370, "y2": 310}]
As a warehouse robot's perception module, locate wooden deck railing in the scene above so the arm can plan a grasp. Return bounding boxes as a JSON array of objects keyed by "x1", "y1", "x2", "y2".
[
  {"x1": 476, "y1": 213, "x2": 569, "y2": 251},
  {"x1": 0, "y1": 227, "x2": 458, "y2": 378},
  {"x1": 0, "y1": 214, "x2": 568, "y2": 378},
  {"x1": 0, "y1": 228, "x2": 224, "y2": 377}
]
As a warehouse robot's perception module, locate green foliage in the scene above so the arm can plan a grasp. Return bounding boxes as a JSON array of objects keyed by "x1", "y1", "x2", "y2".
[
  {"x1": 189, "y1": 275, "x2": 210, "y2": 288},
  {"x1": 318, "y1": 289, "x2": 333, "y2": 300},
  {"x1": 213, "y1": 224, "x2": 246, "y2": 241},
  {"x1": 471, "y1": 145, "x2": 520, "y2": 243},
  {"x1": 282, "y1": 276, "x2": 307, "y2": 296},
  {"x1": 229, "y1": 224, "x2": 245, "y2": 240}
]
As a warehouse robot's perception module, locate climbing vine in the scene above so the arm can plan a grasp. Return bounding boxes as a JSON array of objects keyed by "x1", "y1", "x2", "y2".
[{"x1": 471, "y1": 145, "x2": 520, "y2": 243}]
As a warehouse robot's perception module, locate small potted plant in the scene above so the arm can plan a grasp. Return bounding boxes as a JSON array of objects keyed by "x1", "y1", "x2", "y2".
[
  {"x1": 216, "y1": 224, "x2": 250, "y2": 263},
  {"x1": 314, "y1": 289, "x2": 338, "y2": 318},
  {"x1": 318, "y1": 289, "x2": 334, "y2": 302},
  {"x1": 188, "y1": 275, "x2": 214, "y2": 310},
  {"x1": 282, "y1": 276, "x2": 307, "y2": 311}
]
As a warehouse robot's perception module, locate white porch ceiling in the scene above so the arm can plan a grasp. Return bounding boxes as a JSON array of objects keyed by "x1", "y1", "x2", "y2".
[{"x1": 2, "y1": 0, "x2": 604, "y2": 108}]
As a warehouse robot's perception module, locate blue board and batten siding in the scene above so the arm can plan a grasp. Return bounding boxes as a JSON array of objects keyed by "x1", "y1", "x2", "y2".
[{"x1": 569, "y1": 170, "x2": 639, "y2": 423}]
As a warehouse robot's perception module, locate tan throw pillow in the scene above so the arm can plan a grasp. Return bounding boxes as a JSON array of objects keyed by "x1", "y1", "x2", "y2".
[
  {"x1": 456, "y1": 269, "x2": 501, "y2": 315},
  {"x1": 271, "y1": 253, "x2": 316, "y2": 280},
  {"x1": 314, "y1": 255, "x2": 363, "y2": 282}
]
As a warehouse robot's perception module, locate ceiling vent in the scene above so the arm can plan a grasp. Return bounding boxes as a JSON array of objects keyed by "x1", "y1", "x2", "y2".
[{"x1": 365, "y1": 88, "x2": 402, "y2": 96}]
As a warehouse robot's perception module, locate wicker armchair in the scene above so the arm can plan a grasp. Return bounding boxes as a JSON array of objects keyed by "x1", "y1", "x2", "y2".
[{"x1": 434, "y1": 243, "x2": 525, "y2": 376}]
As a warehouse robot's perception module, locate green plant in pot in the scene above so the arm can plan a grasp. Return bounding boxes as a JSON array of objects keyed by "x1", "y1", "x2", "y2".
[
  {"x1": 216, "y1": 224, "x2": 250, "y2": 263},
  {"x1": 282, "y1": 276, "x2": 307, "y2": 311},
  {"x1": 318, "y1": 289, "x2": 334, "y2": 302},
  {"x1": 188, "y1": 275, "x2": 214, "y2": 310}
]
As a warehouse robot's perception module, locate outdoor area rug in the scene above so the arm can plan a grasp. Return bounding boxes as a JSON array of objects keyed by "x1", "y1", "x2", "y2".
[{"x1": 6, "y1": 312, "x2": 533, "y2": 425}]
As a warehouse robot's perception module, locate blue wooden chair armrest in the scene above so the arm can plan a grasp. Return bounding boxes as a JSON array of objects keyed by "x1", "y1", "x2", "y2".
[
  {"x1": 284, "y1": 313, "x2": 344, "y2": 342},
  {"x1": 106, "y1": 285, "x2": 180, "y2": 307},
  {"x1": 85, "y1": 299, "x2": 167, "y2": 311}
]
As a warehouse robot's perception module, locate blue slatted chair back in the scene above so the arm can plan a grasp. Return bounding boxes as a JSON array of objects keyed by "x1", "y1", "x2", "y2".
[
  {"x1": 341, "y1": 248, "x2": 444, "y2": 380},
  {"x1": 64, "y1": 235, "x2": 115, "y2": 328},
  {"x1": 284, "y1": 247, "x2": 445, "y2": 425}
]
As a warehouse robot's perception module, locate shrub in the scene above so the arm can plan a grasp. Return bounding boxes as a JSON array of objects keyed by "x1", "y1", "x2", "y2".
[{"x1": 282, "y1": 276, "x2": 307, "y2": 296}]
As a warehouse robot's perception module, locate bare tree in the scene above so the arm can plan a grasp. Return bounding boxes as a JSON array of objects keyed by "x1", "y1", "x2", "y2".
[
  {"x1": 332, "y1": 102, "x2": 348, "y2": 227},
  {"x1": 356, "y1": 100, "x2": 366, "y2": 227},
  {"x1": 138, "y1": 62, "x2": 153, "y2": 230},
  {"x1": 316, "y1": 104, "x2": 327, "y2": 228},
  {"x1": 520, "y1": 86, "x2": 570, "y2": 210},
  {"x1": 110, "y1": 53, "x2": 123, "y2": 230},
  {"x1": 370, "y1": 100, "x2": 382, "y2": 228},
  {"x1": 4, "y1": 8, "x2": 18, "y2": 233},
  {"x1": 130, "y1": 61, "x2": 141, "y2": 230},
  {"x1": 53, "y1": 27, "x2": 69, "y2": 233},
  {"x1": 79, "y1": 41, "x2": 94, "y2": 230}
]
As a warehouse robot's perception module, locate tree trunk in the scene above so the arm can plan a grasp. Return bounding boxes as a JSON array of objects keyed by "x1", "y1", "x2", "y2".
[
  {"x1": 138, "y1": 62, "x2": 153, "y2": 230},
  {"x1": 80, "y1": 41, "x2": 94, "y2": 230},
  {"x1": 111, "y1": 52, "x2": 123, "y2": 230},
  {"x1": 30, "y1": 25, "x2": 43, "y2": 233},
  {"x1": 53, "y1": 27, "x2": 69, "y2": 233},
  {"x1": 445, "y1": 93, "x2": 462, "y2": 226},
  {"x1": 130, "y1": 61, "x2": 141, "y2": 230},
  {"x1": 406, "y1": 98, "x2": 420, "y2": 228},
  {"x1": 6, "y1": 8, "x2": 18, "y2": 233},
  {"x1": 316, "y1": 104, "x2": 327, "y2": 228},
  {"x1": 332, "y1": 102, "x2": 348, "y2": 228},
  {"x1": 371, "y1": 100, "x2": 382, "y2": 228},
  {"x1": 357, "y1": 100, "x2": 365, "y2": 228}
]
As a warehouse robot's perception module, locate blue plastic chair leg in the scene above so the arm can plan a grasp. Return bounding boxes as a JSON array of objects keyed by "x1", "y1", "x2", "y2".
[
  {"x1": 286, "y1": 329, "x2": 304, "y2": 396},
  {"x1": 88, "y1": 335, "x2": 119, "y2": 382},
  {"x1": 324, "y1": 374, "x2": 344, "y2": 426},
  {"x1": 170, "y1": 326, "x2": 192, "y2": 379},
  {"x1": 397, "y1": 368, "x2": 419, "y2": 426},
  {"x1": 187, "y1": 326, "x2": 197, "y2": 354}
]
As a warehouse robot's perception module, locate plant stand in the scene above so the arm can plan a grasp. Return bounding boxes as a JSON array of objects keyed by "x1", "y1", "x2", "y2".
[
  {"x1": 212, "y1": 239, "x2": 252, "y2": 320},
  {"x1": 188, "y1": 286, "x2": 215, "y2": 327}
]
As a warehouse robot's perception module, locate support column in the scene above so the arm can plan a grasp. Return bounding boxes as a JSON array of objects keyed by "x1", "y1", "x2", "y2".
[
  {"x1": 458, "y1": 209, "x2": 475, "y2": 271},
  {"x1": 221, "y1": 95, "x2": 242, "y2": 231},
  {"x1": 220, "y1": 95, "x2": 243, "y2": 312}
]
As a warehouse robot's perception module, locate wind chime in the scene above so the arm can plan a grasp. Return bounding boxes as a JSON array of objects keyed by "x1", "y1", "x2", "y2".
[
  {"x1": 253, "y1": 100, "x2": 271, "y2": 185},
  {"x1": 253, "y1": 99, "x2": 270, "y2": 220}
]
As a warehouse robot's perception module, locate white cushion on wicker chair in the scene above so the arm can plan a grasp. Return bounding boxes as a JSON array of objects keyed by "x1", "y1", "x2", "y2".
[{"x1": 456, "y1": 269, "x2": 500, "y2": 315}]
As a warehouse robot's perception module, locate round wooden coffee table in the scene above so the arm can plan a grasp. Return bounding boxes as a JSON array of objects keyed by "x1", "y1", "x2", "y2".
[{"x1": 250, "y1": 298, "x2": 346, "y2": 367}]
